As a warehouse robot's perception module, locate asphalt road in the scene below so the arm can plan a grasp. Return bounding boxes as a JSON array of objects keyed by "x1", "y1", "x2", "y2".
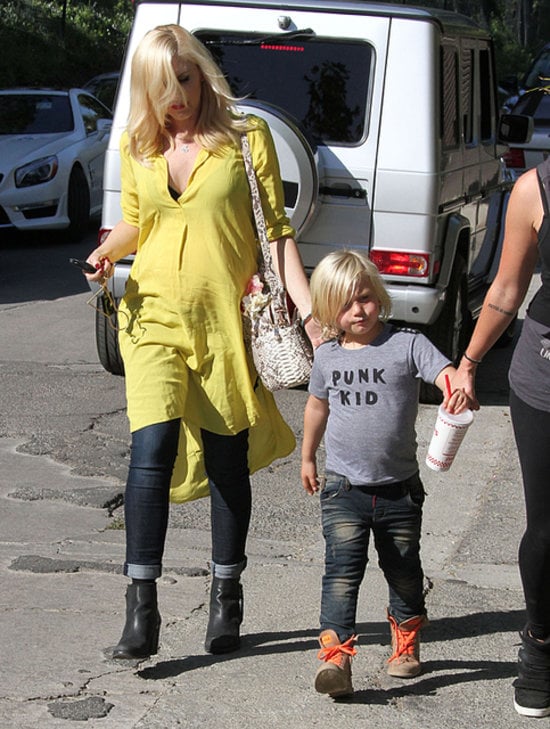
[
  {"x1": 0, "y1": 226, "x2": 538, "y2": 728},
  {"x1": 0, "y1": 224, "x2": 520, "y2": 542}
]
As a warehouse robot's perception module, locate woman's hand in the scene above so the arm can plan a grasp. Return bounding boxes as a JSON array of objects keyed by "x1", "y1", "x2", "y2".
[
  {"x1": 443, "y1": 385, "x2": 474, "y2": 414},
  {"x1": 83, "y1": 220, "x2": 139, "y2": 282},
  {"x1": 451, "y1": 361, "x2": 480, "y2": 411},
  {"x1": 84, "y1": 252, "x2": 114, "y2": 282},
  {"x1": 304, "y1": 316, "x2": 324, "y2": 349},
  {"x1": 437, "y1": 365, "x2": 477, "y2": 413}
]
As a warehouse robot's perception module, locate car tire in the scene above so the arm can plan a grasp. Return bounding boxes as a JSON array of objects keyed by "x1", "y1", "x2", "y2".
[
  {"x1": 95, "y1": 296, "x2": 125, "y2": 376},
  {"x1": 420, "y1": 256, "x2": 472, "y2": 404},
  {"x1": 67, "y1": 166, "x2": 90, "y2": 239}
]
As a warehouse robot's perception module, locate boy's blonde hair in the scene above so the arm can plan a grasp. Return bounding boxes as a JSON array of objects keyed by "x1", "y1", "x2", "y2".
[
  {"x1": 310, "y1": 249, "x2": 392, "y2": 340},
  {"x1": 127, "y1": 24, "x2": 249, "y2": 162}
]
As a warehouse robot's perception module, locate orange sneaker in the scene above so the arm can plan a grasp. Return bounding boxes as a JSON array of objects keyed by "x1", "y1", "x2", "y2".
[
  {"x1": 314, "y1": 630, "x2": 357, "y2": 697},
  {"x1": 387, "y1": 612, "x2": 428, "y2": 678}
]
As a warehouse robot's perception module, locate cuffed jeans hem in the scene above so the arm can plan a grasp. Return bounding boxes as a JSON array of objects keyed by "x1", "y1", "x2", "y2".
[
  {"x1": 210, "y1": 558, "x2": 247, "y2": 579},
  {"x1": 320, "y1": 624, "x2": 355, "y2": 643},
  {"x1": 124, "y1": 563, "x2": 162, "y2": 580},
  {"x1": 387, "y1": 607, "x2": 427, "y2": 624}
]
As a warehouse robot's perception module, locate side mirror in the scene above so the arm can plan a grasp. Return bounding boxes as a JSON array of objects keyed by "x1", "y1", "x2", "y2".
[
  {"x1": 97, "y1": 117, "x2": 113, "y2": 140},
  {"x1": 498, "y1": 114, "x2": 534, "y2": 145}
]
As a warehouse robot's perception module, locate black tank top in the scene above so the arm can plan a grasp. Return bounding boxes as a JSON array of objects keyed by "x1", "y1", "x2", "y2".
[{"x1": 527, "y1": 157, "x2": 550, "y2": 326}]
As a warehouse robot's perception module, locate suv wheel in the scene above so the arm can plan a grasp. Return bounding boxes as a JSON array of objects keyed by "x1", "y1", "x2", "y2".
[
  {"x1": 237, "y1": 100, "x2": 318, "y2": 236},
  {"x1": 95, "y1": 296, "x2": 124, "y2": 376},
  {"x1": 421, "y1": 256, "x2": 472, "y2": 404}
]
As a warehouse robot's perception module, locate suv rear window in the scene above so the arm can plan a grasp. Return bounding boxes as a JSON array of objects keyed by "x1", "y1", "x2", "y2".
[{"x1": 196, "y1": 31, "x2": 372, "y2": 146}]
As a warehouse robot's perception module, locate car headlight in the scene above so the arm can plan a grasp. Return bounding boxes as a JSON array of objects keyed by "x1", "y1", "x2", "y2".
[{"x1": 15, "y1": 156, "x2": 59, "y2": 188}]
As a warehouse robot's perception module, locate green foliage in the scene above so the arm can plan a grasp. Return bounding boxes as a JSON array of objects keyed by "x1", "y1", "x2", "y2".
[
  {"x1": 382, "y1": 0, "x2": 549, "y2": 83},
  {"x1": 490, "y1": 15, "x2": 534, "y2": 81},
  {"x1": 105, "y1": 515, "x2": 126, "y2": 530},
  {"x1": 0, "y1": 0, "x2": 133, "y2": 88},
  {"x1": 2, "y1": 0, "x2": 547, "y2": 90}
]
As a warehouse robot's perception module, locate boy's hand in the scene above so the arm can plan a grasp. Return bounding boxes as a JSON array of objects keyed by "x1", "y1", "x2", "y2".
[
  {"x1": 301, "y1": 461, "x2": 319, "y2": 495},
  {"x1": 437, "y1": 366, "x2": 475, "y2": 414},
  {"x1": 443, "y1": 387, "x2": 473, "y2": 414}
]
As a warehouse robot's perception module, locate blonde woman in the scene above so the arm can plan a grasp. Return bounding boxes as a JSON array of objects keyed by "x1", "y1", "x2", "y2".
[
  {"x1": 83, "y1": 24, "x2": 321, "y2": 659},
  {"x1": 301, "y1": 250, "x2": 470, "y2": 697}
]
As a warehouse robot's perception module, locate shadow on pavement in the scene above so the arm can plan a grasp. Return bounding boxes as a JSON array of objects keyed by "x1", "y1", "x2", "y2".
[
  {"x1": 0, "y1": 223, "x2": 99, "y2": 304},
  {"x1": 136, "y1": 609, "x2": 523, "y2": 683},
  {"x1": 350, "y1": 658, "x2": 516, "y2": 704}
]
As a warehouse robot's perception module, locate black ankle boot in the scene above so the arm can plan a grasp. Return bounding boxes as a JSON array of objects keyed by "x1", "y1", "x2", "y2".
[
  {"x1": 204, "y1": 577, "x2": 243, "y2": 654},
  {"x1": 112, "y1": 582, "x2": 161, "y2": 659}
]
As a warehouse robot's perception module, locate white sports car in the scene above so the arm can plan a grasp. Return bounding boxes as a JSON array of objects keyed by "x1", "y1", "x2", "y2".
[{"x1": 0, "y1": 88, "x2": 112, "y2": 237}]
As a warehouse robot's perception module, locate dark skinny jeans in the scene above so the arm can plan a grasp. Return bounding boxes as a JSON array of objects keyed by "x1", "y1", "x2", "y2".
[
  {"x1": 510, "y1": 389, "x2": 550, "y2": 639},
  {"x1": 319, "y1": 471, "x2": 426, "y2": 642},
  {"x1": 123, "y1": 419, "x2": 251, "y2": 581}
]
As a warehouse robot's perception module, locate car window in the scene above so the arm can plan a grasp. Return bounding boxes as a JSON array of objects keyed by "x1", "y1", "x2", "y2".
[
  {"x1": 0, "y1": 94, "x2": 73, "y2": 134},
  {"x1": 532, "y1": 93, "x2": 550, "y2": 122},
  {"x1": 77, "y1": 94, "x2": 112, "y2": 135},
  {"x1": 513, "y1": 90, "x2": 550, "y2": 121},
  {"x1": 461, "y1": 48, "x2": 474, "y2": 145},
  {"x1": 86, "y1": 78, "x2": 118, "y2": 109},
  {"x1": 479, "y1": 48, "x2": 494, "y2": 141},
  {"x1": 524, "y1": 48, "x2": 550, "y2": 89},
  {"x1": 195, "y1": 31, "x2": 372, "y2": 145},
  {"x1": 441, "y1": 45, "x2": 459, "y2": 149}
]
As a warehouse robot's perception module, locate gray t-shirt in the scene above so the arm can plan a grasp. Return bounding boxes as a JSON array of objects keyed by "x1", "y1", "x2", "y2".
[{"x1": 309, "y1": 324, "x2": 450, "y2": 485}]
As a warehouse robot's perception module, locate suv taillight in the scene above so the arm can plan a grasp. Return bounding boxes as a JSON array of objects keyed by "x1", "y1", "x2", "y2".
[
  {"x1": 370, "y1": 250, "x2": 430, "y2": 277},
  {"x1": 98, "y1": 227, "x2": 112, "y2": 246},
  {"x1": 503, "y1": 148, "x2": 526, "y2": 168}
]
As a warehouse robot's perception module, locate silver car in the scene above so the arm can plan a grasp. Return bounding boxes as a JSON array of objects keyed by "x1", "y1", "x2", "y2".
[
  {"x1": 0, "y1": 88, "x2": 112, "y2": 237},
  {"x1": 503, "y1": 89, "x2": 550, "y2": 175}
]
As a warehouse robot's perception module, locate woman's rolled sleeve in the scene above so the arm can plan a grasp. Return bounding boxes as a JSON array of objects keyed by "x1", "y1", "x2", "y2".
[
  {"x1": 119, "y1": 132, "x2": 140, "y2": 228},
  {"x1": 248, "y1": 117, "x2": 296, "y2": 242}
]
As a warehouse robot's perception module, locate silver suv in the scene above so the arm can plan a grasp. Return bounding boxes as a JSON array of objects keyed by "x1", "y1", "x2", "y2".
[{"x1": 95, "y1": 0, "x2": 522, "y2": 399}]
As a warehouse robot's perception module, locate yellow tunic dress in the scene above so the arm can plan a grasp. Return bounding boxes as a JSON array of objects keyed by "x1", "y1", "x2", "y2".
[{"x1": 117, "y1": 117, "x2": 296, "y2": 503}]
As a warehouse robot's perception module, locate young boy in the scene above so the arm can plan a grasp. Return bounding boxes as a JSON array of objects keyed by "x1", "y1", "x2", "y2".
[{"x1": 301, "y1": 249, "x2": 471, "y2": 698}]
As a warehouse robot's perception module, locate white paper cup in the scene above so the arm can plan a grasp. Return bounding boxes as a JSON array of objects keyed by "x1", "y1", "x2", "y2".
[{"x1": 425, "y1": 404, "x2": 473, "y2": 472}]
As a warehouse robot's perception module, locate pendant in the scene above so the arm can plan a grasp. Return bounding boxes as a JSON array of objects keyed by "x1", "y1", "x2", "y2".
[{"x1": 181, "y1": 144, "x2": 190, "y2": 153}]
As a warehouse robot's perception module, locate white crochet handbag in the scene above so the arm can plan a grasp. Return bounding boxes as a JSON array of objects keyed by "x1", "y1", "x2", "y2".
[{"x1": 240, "y1": 133, "x2": 313, "y2": 391}]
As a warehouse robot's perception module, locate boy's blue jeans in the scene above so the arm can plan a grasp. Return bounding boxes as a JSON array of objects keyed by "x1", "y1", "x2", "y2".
[{"x1": 320, "y1": 471, "x2": 426, "y2": 642}]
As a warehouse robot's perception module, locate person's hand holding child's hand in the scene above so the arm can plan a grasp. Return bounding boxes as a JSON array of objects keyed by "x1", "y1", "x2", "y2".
[
  {"x1": 443, "y1": 387, "x2": 472, "y2": 414},
  {"x1": 437, "y1": 365, "x2": 474, "y2": 414}
]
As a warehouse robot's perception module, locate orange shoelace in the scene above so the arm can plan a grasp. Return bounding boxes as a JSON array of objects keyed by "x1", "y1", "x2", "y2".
[
  {"x1": 388, "y1": 617, "x2": 422, "y2": 661},
  {"x1": 318, "y1": 635, "x2": 358, "y2": 666}
]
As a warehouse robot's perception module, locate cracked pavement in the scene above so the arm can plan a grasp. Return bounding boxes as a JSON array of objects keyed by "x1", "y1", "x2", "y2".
[{"x1": 0, "y1": 234, "x2": 538, "y2": 727}]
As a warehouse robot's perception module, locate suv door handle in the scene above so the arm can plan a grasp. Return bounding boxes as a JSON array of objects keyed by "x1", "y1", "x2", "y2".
[{"x1": 319, "y1": 185, "x2": 366, "y2": 199}]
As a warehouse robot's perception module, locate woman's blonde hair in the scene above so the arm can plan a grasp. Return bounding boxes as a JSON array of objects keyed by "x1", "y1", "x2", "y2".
[
  {"x1": 310, "y1": 249, "x2": 392, "y2": 340},
  {"x1": 127, "y1": 24, "x2": 249, "y2": 162}
]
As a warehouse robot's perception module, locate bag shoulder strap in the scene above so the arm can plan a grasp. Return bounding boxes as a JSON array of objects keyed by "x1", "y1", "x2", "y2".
[{"x1": 241, "y1": 134, "x2": 283, "y2": 295}]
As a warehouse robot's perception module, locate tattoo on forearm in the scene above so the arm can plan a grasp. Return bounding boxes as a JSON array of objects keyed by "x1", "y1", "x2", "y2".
[{"x1": 487, "y1": 302, "x2": 514, "y2": 317}]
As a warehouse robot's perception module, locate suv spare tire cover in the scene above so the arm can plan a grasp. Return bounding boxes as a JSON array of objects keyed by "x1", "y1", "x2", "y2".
[{"x1": 237, "y1": 100, "x2": 318, "y2": 236}]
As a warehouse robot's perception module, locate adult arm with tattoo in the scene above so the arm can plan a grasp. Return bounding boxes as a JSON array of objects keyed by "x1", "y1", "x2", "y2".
[{"x1": 452, "y1": 169, "x2": 542, "y2": 408}]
